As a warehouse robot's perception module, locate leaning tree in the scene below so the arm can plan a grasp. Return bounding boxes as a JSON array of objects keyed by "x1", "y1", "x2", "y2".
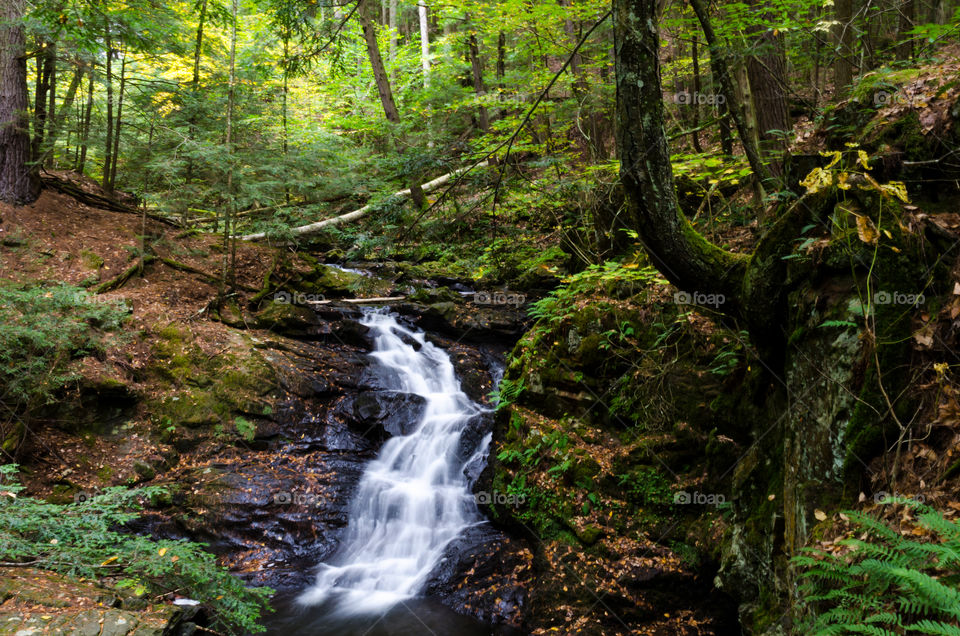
[{"x1": 613, "y1": 0, "x2": 832, "y2": 364}]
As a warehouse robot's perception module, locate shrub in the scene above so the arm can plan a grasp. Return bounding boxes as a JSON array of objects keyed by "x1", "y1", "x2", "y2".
[{"x1": 0, "y1": 282, "x2": 128, "y2": 413}]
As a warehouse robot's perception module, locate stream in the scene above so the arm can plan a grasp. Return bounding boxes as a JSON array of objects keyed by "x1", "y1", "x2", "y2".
[{"x1": 261, "y1": 309, "x2": 497, "y2": 635}]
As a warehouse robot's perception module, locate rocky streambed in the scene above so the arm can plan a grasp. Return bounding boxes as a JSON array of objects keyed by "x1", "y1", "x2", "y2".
[{"x1": 134, "y1": 289, "x2": 534, "y2": 632}]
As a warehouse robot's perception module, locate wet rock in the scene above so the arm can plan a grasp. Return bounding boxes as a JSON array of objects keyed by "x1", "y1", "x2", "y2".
[
  {"x1": 352, "y1": 391, "x2": 426, "y2": 440},
  {"x1": 395, "y1": 301, "x2": 528, "y2": 345},
  {"x1": 423, "y1": 525, "x2": 531, "y2": 629}
]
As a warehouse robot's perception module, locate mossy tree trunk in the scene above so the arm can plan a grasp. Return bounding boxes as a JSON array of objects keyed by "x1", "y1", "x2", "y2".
[
  {"x1": 613, "y1": 0, "x2": 747, "y2": 310},
  {"x1": 614, "y1": 0, "x2": 825, "y2": 356}
]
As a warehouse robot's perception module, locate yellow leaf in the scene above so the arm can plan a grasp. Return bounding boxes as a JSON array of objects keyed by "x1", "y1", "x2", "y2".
[
  {"x1": 820, "y1": 150, "x2": 842, "y2": 169},
  {"x1": 857, "y1": 149, "x2": 871, "y2": 170},
  {"x1": 862, "y1": 172, "x2": 883, "y2": 191},
  {"x1": 100, "y1": 556, "x2": 119, "y2": 567},
  {"x1": 158, "y1": 547, "x2": 168, "y2": 557},
  {"x1": 837, "y1": 172, "x2": 851, "y2": 190},
  {"x1": 855, "y1": 215, "x2": 879, "y2": 244},
  {"x1": 800, "y1": 167, "x2": 833, "y2": 194},
  {"x1": 880, "y1": 181, "x2": 910, "y2": 203},
  {"x1": 814, "y1": 509, "x2": 828, "y2": 521}
]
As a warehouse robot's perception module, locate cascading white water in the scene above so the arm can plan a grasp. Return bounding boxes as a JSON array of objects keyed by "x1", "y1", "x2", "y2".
[{"x1": 299, "y1": 309, "x2": 490, "y2": 614}]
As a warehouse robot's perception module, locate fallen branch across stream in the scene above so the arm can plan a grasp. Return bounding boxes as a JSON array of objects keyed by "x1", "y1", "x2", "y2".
[
  {"x1": 306, "y1": 296, "x2": 405, "y2": 305},
  {"x1": 238, "y1": 162, "x2": 489, "y2": 242}
]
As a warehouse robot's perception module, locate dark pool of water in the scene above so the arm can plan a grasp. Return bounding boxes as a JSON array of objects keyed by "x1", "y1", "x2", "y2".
[{"x1": 258, "y1": 593, "x2": 495, "y2": 636}]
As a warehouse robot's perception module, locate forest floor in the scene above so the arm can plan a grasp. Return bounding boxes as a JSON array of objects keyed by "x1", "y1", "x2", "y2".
[{"x1": 1, "y1": 184, "x2": 281, "y2": 494}]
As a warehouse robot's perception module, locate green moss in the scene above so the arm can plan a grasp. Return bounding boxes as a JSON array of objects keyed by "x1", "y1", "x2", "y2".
[
  {"x1": 146, "y1": 327, "x2": 275, "y2": 439},
  {"x1": 96, "y1": 465, "x2": 113, "y2": 483},
  {"x1": 79, "y1": 249, "x2": 104, "y2": 270}
]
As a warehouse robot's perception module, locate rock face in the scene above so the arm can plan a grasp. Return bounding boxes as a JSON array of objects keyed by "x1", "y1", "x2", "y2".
[{"x1": 0, "y1": 569, "x2": 191, "y2": 636}]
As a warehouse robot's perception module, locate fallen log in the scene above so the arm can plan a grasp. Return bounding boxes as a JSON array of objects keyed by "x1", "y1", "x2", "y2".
[
  {"x1": 306, "y1": 296, "x2": 405, "y2": 305},
  {"x1": 41, "y1": 174, "x2": 179, "y2": 227},
  {"x1": 238, "y1": 162, "x2": 489, "y2": 242}
]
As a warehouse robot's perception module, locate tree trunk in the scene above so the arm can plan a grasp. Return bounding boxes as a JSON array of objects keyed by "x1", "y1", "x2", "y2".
[
  {"x1": 895, "y1": 0, "x2": 915, "y2": 59},
  {"x1": 691, "y1": 34, "x2": 703, "y2": 153},
  {"x1": 222, "y1": 0, "x2": 238, "y2": 294},
  {"x1": 31, "y1": 42, "x2": 55, "y2": 162},
  {"x1": 615, "y1": 0, "x2": 825, "y2": 357},
  {"x1": 185, "y1": 0, "x2": 208, "y2": 189},
  {"x1": 418, "y1": 1, "x2": 430, "y2": 87},
  {"x1": 468, "y1": 33, "x2": 489, "y2": 132},
  {"x1": 389, "y1": 0, "x2": 398, "y2": 65},
  {"x1": 0, "y1": 0, "x2": 37, "y2": 204},
  {"x1": 76, "y1": 73, "x2": 94, "y2": 174},
  {"x1": 107, "y1": 52, "x2": 126, "y2": 192},
  {"x1": 834, "y1": 0, "x2": 854, "y2": 95},
  {"x1": 47, "y1": 45, "x2": 56, "y2": 145},
  {"x1": 103, "y1": 16, "x2": 114, "y2": 193},
  {"x1": 745, "y1": 4, "x2": 790, "y2": 148},
  {"x1": 358, "y1": 1, "x2": 426, "y2": 209},
  {"x1": 614, "y1": 0, "x2": 746, "y2": 303},
  {"x1": 360, "y1": 5, "x2": 401, "y2": 124},
  {"x1": 497, "y1": 31, "x2": 506, "y2": 85},
  {"x1": 38, "y1": 64, "x2": 84, "y2": 164},
  {"x1": 689, "y1": 0, "x2": 774, "y2": 192}
]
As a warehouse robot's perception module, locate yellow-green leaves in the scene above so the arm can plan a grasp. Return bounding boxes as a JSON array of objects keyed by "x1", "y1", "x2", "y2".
[{"x1": 800, "y1": 167, "x2": 832, "y2": 194}]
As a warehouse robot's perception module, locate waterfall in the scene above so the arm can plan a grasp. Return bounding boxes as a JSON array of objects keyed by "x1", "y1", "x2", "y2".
[{"x1": 299, "y1": 309, "x2": 490, "y2": 614}]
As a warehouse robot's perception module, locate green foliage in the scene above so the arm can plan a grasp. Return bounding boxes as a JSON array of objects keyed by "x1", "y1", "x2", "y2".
[
  {"x1": 794, "y1": 499, "x2": 960, "y2": 634},
  {"x1": 490, "y1": 376, "x2": 526, "y2": 412},
  {"x1": 528, "y1": 260, "x2": 665, "y2": 324},
  {"x1": 234, "y1": 416, "x2": 256, "y2": 441},
  {"x1": 617, "y1": 467, "x2": 673, "y2": 506},
  {"x1": 0, "y1": 465, "x2": 272, "y2": 634},
  {"x1": 0, "y1": 283, "x2": 128, "y2": 415}
]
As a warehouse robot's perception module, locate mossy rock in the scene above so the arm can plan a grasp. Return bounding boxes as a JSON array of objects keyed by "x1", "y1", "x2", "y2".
[
  {"x1": 1, "y1": 421, "x2": 24, "y2": 455},
  {"x1": 310, "y1": 263, "x2": 362, "y2": 296},
  {"x1": 409, "y1": 286, "x2": 461, "y2": 304},
  {"x1": 254, "y1": 300, "x2": 318, "y2": 332},
  {"x1": 80, "y1": 249, "x2": 104, "y2": 270},
  {"x1": 575, "y1": 523, "x2": 603, "y2": 546},
  {"x1": 157, "y1": 391, "x2": 223, "y2": 428}
]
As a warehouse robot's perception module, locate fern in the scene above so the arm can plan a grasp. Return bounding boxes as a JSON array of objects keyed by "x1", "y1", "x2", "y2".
[{"x1": 795, "y1": 498, "x2": 960, "y2": 635}]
